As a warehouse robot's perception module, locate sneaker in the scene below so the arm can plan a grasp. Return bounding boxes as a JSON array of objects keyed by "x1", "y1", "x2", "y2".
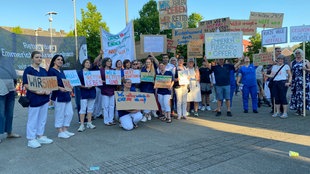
[
  {"x1": 28, "y1": 139, "x2": 41, "y2": 148},
  {"x1": 194, "y1": 112, "x2": 199, "y2": 117},
  {"x1": 206, "y1": 106, "x2": 211, "y2": 111},
  {"x1": 186, "y1": 112, "x2": 190, "y2": 116},
  {"x1": 78, "y1": 124, "x2": 85, "y2": 132},
  {"x1": 244, "y1": 110, "x2": 248, "y2": 113},
  {"x1": 64, "y1": 131, "x2": 75, "y2": 137},
  {"x1": 253, "y1": 110, "x2": 258, "y2": 113},
  {"x1": 36, "y1": 136, "x2": 53, "y2": 144},
  {"x1": 295, "y1": 110, "x2": 301, "y2": 116},
  {"x1": 190, "y1": 109, "x2": 194, "y2": 113},
  {"x1": 58, "y1": 132, "x2": 70, "y2": 139},
  {"x1": 272, "y1": 112, "x2": 281, "y2": 118},
  {"x1": 86, "y1": 122, "x2": 96, "y2": 129},
  {"x1": 200, "y1": 106, "x2": 206, "y2": 111},
  {"x1": 151, "y1": 111, "x2": 158, "y2": 118},
  {"x1": 227, "y1": 111, "x2": 232, "y2": 117},
  {"x1": 215, "y1": 112, "x2": 221, "y2": 117},
  {"x1": 141, "y1": 116, "x2": 147, "y2": 122},
  {"x1": 147, "y1": 114, "x2": 152, "y2": 121},
  {"x1": 280, "y1": 113, "x2": 288, "y2": 119}
]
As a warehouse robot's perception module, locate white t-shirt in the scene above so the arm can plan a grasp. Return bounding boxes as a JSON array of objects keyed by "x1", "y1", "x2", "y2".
[{"x1": 271, "y1": 64, "x2": 290, "y2": 81}]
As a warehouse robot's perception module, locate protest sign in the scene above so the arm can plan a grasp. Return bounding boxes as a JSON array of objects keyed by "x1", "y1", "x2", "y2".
[
  {"x1": 250, "y1": 12, "x2": 284, "y2": 28},
  {"x1": 63, "y1": 70, "x2": 81, "y2": 87},
  {"x1": 27, "y1": 74, "x2": 58, "y2": 91},
  {"x1": 178, "y1": 70, "x2": 189, "y2": 85},
  {"x1": 158, "y1": 0, "x2": 188, "y2": 30},
  {"x1": 253, "y1": 53, "x2": 274, "y2": 66},
  {"x1": 187, "y1": 40, "x2": 203, "y2": 58},
  {"x1": 290, "y1": 25, "x2": 310, "y2": 42},
  {"x1": 124, "y1": 69, "x2": 141, "y2": 84},
  {"x1": 172, "y1": 27, "x2": 204, "y2": 45},
  {"x1": 261, "y1": 27, "x2": 287, "y2": 46},
  {"x1": 83, "y1": 70, "x2": 103, "y2": 87},
  {"x1": 230, "y1": 19, "x2": 257, "y2": 36},
  {"x1": 141, "y1": 35, "x2": 167, "y2": 53},
  {"x1": 61, "y1": 79, "x2": 72, "y2": 92},
  {"x1": 199, "y1": 17, "x2": 230, "y2": 33},
  {"x1": 140, "y1": 72, "x2": 155, "y2": 82},
  {"x1": 205, "y1": 31, "x2": 243, "y2": 59},
  {"x1": 105, "y1": 70, "x2": 122, "y2": 85},
  {"x1": 115, "y1": 91, "x2": 158, "y2": 110},
  {"x1": 154, "y1": 75, "x2": 172, "y2": 88},
  {"x1": 167, "y1": 38, "x2": 177, "y2": 54}
]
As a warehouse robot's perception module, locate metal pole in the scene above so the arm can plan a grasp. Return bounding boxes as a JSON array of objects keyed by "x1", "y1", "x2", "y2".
[
  {"x1": 73, "y1": 0, "x2": 79, "y2": 61},
  {"x1": 46, "y1": 11, "x2": 57, "y2": 52},
  {"x1": 125, "y1": 0, "x2": 129, "y2": 24}
]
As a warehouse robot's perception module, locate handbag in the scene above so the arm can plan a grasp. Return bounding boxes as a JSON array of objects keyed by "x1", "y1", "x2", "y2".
[
  {"x1": 18, "y1": 88, "x2": 29, "y2": 107},
  {"x1": 268, "y1": 65, "x2": 284, "y2": 89}
]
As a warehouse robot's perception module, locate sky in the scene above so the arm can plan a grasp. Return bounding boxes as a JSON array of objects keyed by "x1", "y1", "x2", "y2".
[{"x1": 0, "y1": 0, "x2": 309, "y2": 47}]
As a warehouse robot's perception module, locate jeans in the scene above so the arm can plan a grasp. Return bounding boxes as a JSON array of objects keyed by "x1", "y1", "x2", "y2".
[{"x1": 0, "y1": 91, "x2": 15, "y2": 134}]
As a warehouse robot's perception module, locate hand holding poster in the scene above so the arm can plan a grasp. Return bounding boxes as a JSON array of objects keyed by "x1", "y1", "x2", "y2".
[
  {"x1": 105, "y1": 70, "x2": 122, "y2": 85},
  {"x1": 141, "y1": 35, "x2": 167, "y2": 53},
  {"x1": 261, "y1": 27, "x2": 287, "y2": 45},
  {"x1": 63, "y1": 70, "x2": 81, "y2": 87},
  {"x1": 27, "y1": 75, "x2": 58, "y2": 91},
  {"x1": 290, "y1": 25, "x2": 310, "y2": 42},
  {"x1": 83, "y1": 70, "x2": 103, "y2": 87},
  {"x1": 124, "y1": 69, "x2": 141, "y2": 84},
  {"x1": 178, "y1": 70, "x2": 189, "y2": 85},
  {"x1": 115, "y1": 91, "x2": 158, "y2": 110},
  {"x1": 253, "y1": 53, "x2": 274, "y2": 66},
  {"x1": 187, "y1": 40, "x2": 203, "y2": 58},
  {"x1": 62, "y1": 79, "x2": 72, "y2": 92},
  {"x1": 140, "y1": 72, "x2": 155, "y2": 82},
  {"x1": 154, "y1": 75, "x2": 172, "y2": 88}
]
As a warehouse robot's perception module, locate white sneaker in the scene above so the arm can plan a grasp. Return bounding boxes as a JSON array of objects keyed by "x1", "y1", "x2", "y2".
[
  {"x1": 147, "y1": 115, "x2": 152, "y2": 121},
  {"x1": 191, "y1": 109, "x2": 194, "y2": 113},
  {"x1": 141, "y1": 116, "x2": 147, "y2": 122},
  {"x1": 78, "y1": 124, "x2": 85, "y2": 132},
  {"x1": 206, "y1": 106, "x2": 212, "y2": 111},
  {"x1": 280, "y1": 113, "x2": 288, "y2": 119},
  {"x1": 86, "y1": 122, "x2": 96, "y2": 129},
  {"x1": 28, "y1": 139, "x2": 41, "y2": 148},
  {"x1": 151, "y1": 111, "x2": 158, "y2": 118},
  {"x1": 58, "y1": 132, "x2": 70, "y2": 139},
  {"x1": 64, "y1": 131, "x2": 75, "y2": 137},
  {"x1": 272, "y1": 112, "x2": 281, "y2": 118},
  {"x1": 200, "y1": 106, "x2": 206, "y2": 111},
  {"x1": 186, "y1": 112, "x2": 190, "y2": 116},
  {"x1": 36, "y1": 136, "x2": 53, "y2": 144}
]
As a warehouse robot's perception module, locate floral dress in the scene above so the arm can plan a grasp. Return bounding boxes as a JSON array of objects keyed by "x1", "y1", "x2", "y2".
[{"x1": 290, "y1": 60, "x2": 310, "y2": 111}]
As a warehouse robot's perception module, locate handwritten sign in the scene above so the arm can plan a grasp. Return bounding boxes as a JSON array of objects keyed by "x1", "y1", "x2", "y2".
[
  {"x1": 253, "y1": 53, "x2": 274, "y2": 66},
  {"x1": 158, "y1": 0, "x2": 188, "y2": 30},
  {"x1": 83, "y1": 70, "x2": 103, "y2": 87},
  {"x1": 178, "y1": 70, "x2": 189, "y2": 85},
  {"x1": 187, "y1": 40, "x2": 203, "y2": 58},
  {"x1": 124, "y1": 69, "x2": 141, "y2": 84},
  {"x1": 115, "y1": 91, "x2": 158, "y2": 110},
  {"x1": 140, "y1": 72, "x2": 155, "y2": 82},
  {"x1": 63, "y1": 70, "x2": 81, "y2": 87},
  {"x1": 290, "y1": 25, "x2": 310, "y2": 42},
  {"x1": 105, "y1": 70, "x2": 122, "y2": 85},
  {"x1": 205, "y1": 31, "x2": 243, "y2": 59},
  {"x1": 261, "y1": 27, "x2": 287, "y2": 46},
  {"x1": 141, "y1": 35, "x2": 167, "y2": 53},
  {"x1": 154, "y1": 75, "x2": 172, "y2": 88},
  {"x1": 199, "y1": 17, "x2": 230, "y2": 33},
  {"x1": 167, "y1": 38, "x2": 177, "y2": 54},
  {"x1": 27, "y1": 74, "x2": 58, "y2": 91},
  {"x1": 230, "y1": 19, "x2": 257, "y2": 36},
  {"x1": 250, "y1": 12, "x2": 284, "y2": 28},
  {"x1": 172, "y1": 27, "x2": 204, "y2": 45},
  {"x1": 62, "y1": 79, "x2": 72, "y2": 92}
]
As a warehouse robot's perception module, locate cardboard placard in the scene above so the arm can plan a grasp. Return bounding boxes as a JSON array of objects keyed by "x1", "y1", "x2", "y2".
[
  {"x1": 124, "y1": 69, "x2": 141, "y2": 84},
  {"x1": 83, "y1": 70, "x2": 103, "y2": 87},
  {"x1": 27, "y1": 74, "x2": 58, "y2": 91},
  {"x1": 172, "y1": 27, "x2": 204, "y2": 45},
  {"x1": 199, "y1": 17, "x2": 230, "y2": 33},
  {"x1": 141, "y1": 35, "x2": 167, "y2": 53},
  {"x1": 187, "y1": 40, "x2": 203, "y2": 58},
  {"x1": 62, "y1": 79, "x2": 72, "y2": 92},
  {"x1": 261, "y1": 27, "x2": 287, "y2": 46},
  {"x1": 140, "y1": 72, "x2": 155, "y2": 82},
  {"x1": 178, "y1": 70, "x2": 189, "y2": 85},
  {"x1": 230, "y1": 19, "x2": 257, "y2": 36},
  {"x1": 290, "y1": 25, "x2": 310, "y2": 42},
  {"x1": 115, "y1": 91, "x2": 158, "y2": 110},
  {"x1": 105, "y1": 70, "x2": 122, "y2": 85},
  {"x1": 253, "y1": 53, "x2": 274, "y2": 66},
  {"x1": 154, "y1": 75, "x2": 172, "y2": 88},
  {"x1": 63, "y1": 70, "x2": 81, "y2": 87},
  {"x1": 250, "y1": 11, "x2": 284, "y2": 28},
  {"x1": 167, "y1": 38, "x2": 177, "y2": 54}
]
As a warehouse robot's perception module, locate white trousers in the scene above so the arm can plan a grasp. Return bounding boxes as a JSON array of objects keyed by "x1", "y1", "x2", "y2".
[
  {"x1": 175, "y1": 85, "x2": 188, "y2": 117},
  {"x1": 119, "y1": 112, "x2": 143, "y2": 131},
  {"x1": 79, "y1": 99, "x2": 95, "y2": 114},
  {"x1": 101, "y1": 95, "x2": 115, "y2": 124},
  {"x1": 158, "y1": 94, "x2": 171, "y2": 112},
  {"x1": 54, "y1": 100, "x2": 73, "y2": 128},
  {"x1": 26, "y1": 103, "x2": 49, "y2": 140},
  {"x1": 93, "y1": 87, "x2": 103, "y2": 117}
]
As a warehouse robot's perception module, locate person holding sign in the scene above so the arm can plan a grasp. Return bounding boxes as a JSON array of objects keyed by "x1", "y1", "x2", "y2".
[
  {"x1": 48, "y1": 55, "x2": 75, "y2": 139},
  {"x1": 186, "y1": 58, "x2": 201, "y2": 117},
  {"x1": 22, "y1": 51, "x2": 52, "y2": 148},
  {"x1": 77, "y1": 59, "x2": 96, "y2": 132},
  {"x1": 118, "y1": 79, "x2": 143, "y2": 130},
  {"x1": 156, "y1": 62, "x2": 174, "y2": 123}
]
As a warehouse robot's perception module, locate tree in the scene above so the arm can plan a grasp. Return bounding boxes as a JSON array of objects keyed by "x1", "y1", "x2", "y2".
[
  {"x1": 12, "y1": 26, "x2": 23, "y2": 34},
  {"x1": 246, "y1": 33, "x2": 266, "y2": 59},
  {"x1": 187, "y1": 13, "x2": 203, "y2": 28}
]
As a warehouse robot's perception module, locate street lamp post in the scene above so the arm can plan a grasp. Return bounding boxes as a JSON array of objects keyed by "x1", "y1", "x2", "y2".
[
  {"x1": 46, "y1": 11, "x2": 57, "y2": 52},
  {"x1": 72, "y1": 0, "x2": 78, "y2": 61}
]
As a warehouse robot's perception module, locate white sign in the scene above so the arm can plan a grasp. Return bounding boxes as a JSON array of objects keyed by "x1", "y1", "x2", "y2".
[
  {"x1": 124, "y1": 69, "x2": 141, "y2": 84},
  {"x1": 261, "y1": 27, "x2": 287, "y2": 46},
  {"x1": 141, "y1": 35, "x2": 167, "y2": 53},
  {"x1": 83, "y1": 70, "x2": 103, "y2": 87},
  {"x1": 178, "y1": 70, "x2": 189, "y2": 85},
  {"x1": 105, "y1": 70, "x2": 122, "y2": 85},
  {"x1": 63, "y1": 70, "x2": 81, "y2": 87},
  {"x1": 290, "y1": 25, "x2": 310, "y2": 42},
  {"x1": 205, "y1": 31, "x2": 243, "y2": 59}
]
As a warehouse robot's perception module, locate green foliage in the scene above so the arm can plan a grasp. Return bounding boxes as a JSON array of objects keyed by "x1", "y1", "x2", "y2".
[
  {"x1": 246, "y1": 33, "x2": 266, "y2": 60},
  {"x1": 188, "y1": 13, "x2": 203, "y2": 28},
  {"x1": 12, "y1": 26, "x2": 23, "y2": 34}
]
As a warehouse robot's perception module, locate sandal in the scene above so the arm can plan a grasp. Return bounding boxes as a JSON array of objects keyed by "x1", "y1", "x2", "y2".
[
  {"x1": 159, "y1": 117, "x2": 167, "y2": 121},
  {"x1": 7, "y1": 133, "x2": 21, "y2": 138},
  {"x1": 166, "y1": 119, "x2": 172, "y2": 123}
]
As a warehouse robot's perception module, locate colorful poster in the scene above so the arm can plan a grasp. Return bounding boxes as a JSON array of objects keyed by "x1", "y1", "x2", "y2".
[
  {"x1": 253, "y1": 53, "x2": 274, "y2": 66},
  {"x1": 83, "y1": 70, "x2": 103, "y2": 87},
  {"x1": 124, "y1": 69, "x2": 141, "y2": 84},
  {"x1": 205, "y1": 31, "x2": 243, "y2": 59},
  {"x1": 172, "y1": 27, "x2": 204, "y2": 45},
  {"x1": 154, "y1": 75, "x2": 172, "y2": 88},
  {"x1": 27, "y1": 74, "x2": 58, "y2": 91},
  {"x1": 115, "y1": 91, "x2": 158, "y2": 110},
  {"x1": 63, "y1": 70, "x2": 81, "y2": 87},
  {"x1": 261, "y1": 27, "x2": 287, "y2": 46},
  {"x1": 199, "y1": 17, "x2": 230, "y2": 33},
  {"x1": 61, "y1": 79, "x2": 72, "y2": 92},
  {"x1": 141, "y1": 35, "x2": 167, "y2": 53},
  {"x1": 167, "y1": 38, "x2": 177, "y2": 54},
  {"x1": 178, "y1": 70, "x2": 189, "y2": 85},
  {"x1": 140, "y1": 72, "x2": 155, "y2": 82},
  {"x1": 290, "y1": 25, "x2": 310, "y2": 42},
  {"x1": 100, "y1": 21, "x2": 135, "y2": 68},
  {"x1": 105, "y1": 70, "x2": 122, "y2": 85},
  {"x1": 158, "y1": 0, "x2": 188, "y2": 30},
  {"x1": 187, "y1": 40, "x2": 203, "y2": 58},
  {"x1": 230, "y1": 19, "x2": 257, "y2": 36},
  {"x1": 250, "y1": 12, "x2": 284, "y2": 28}
]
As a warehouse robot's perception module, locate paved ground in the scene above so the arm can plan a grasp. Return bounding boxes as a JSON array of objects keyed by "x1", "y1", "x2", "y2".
[{"x1": 0, "y1": 94, "x2": 310, "y2": 174}]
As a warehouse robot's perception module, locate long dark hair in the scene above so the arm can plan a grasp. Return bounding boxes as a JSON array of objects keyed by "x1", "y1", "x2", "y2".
[
  {"x1": 49, "y1": 54, "x2": 65, "y2": 70},
  {"x1": 102, "y1": 57, "x2": 112, "y2": 68}
]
